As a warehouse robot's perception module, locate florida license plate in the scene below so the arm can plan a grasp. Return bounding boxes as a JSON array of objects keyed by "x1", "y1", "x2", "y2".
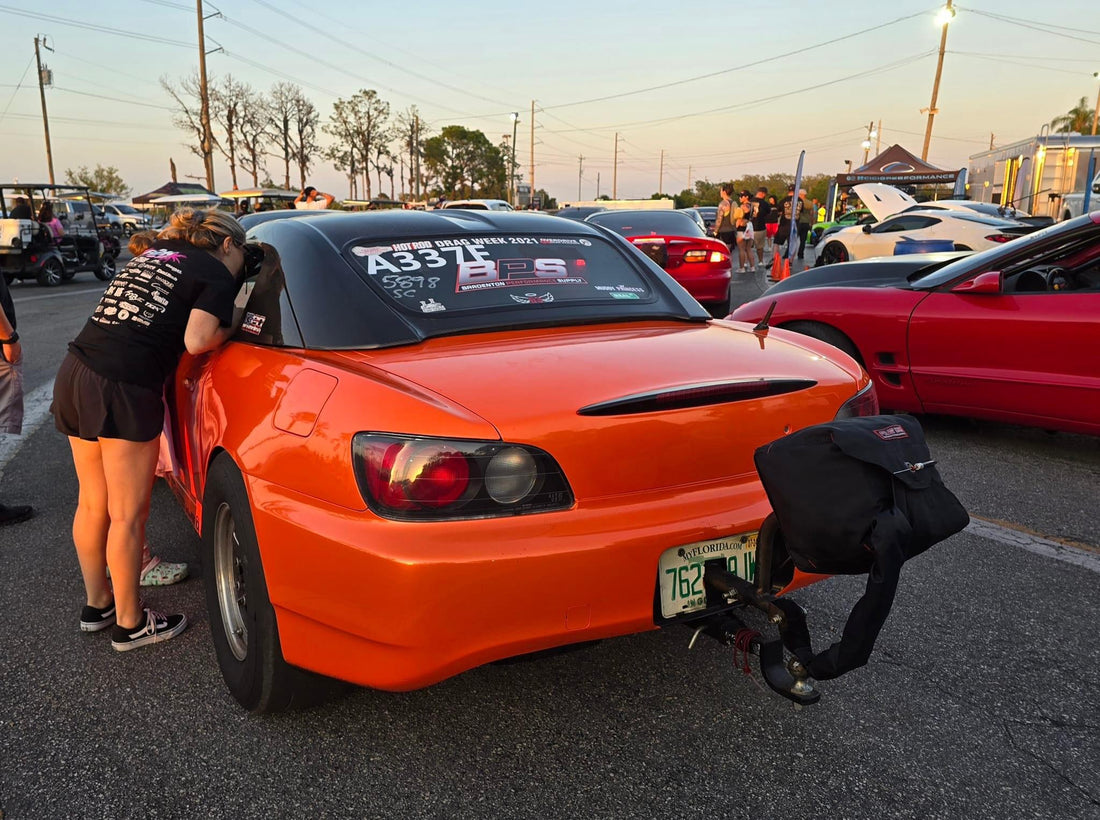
[{"x1": 658, "y1": 533, "x2": 758, "y2": 618}]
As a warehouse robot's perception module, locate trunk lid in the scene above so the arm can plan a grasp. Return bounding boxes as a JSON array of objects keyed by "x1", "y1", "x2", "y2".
[
  {"x1": 853, "y1": 183, "x2": 919, "y2": 221},
  {"x1": 333, "y1": 322, "x2": 863, "y2": 500}
]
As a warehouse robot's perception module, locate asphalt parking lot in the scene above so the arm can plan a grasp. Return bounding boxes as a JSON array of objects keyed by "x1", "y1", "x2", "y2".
[{"x1": 1, "y1": 252, "x2": 1097, "y2": 820}]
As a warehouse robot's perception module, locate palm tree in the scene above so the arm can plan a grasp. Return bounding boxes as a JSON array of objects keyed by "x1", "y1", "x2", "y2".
[{"x1": 1050, "y1": 97, "x2": 1093, "y2": 134}]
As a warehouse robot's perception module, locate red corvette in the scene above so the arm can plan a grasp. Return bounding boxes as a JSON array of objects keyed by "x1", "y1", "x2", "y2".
[
  {"x1": 585, "y1": 209, "x2": 733, "y2": 315},
  {"x1": 730, "y1": 213, "x2": 1100, "y2": 436}
]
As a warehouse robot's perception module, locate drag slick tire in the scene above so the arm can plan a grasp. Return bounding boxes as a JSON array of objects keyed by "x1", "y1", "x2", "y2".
[{"x1": 202, "y1": 454, "x2": 338, "y2": 712}]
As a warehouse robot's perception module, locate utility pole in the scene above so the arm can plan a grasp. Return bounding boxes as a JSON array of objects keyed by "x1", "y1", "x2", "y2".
[
  {"x1": 875, "y1": 119, "x2": 882, "y2": 154},
  {"x1": 509, "y1": 112, "x2": 520, "y2": 206},
  {"x1": 530, "y1": 100, "x2": 535, "y2": 205},
  {"x1": 196, "y1": 0, "x2": 216, "y2": 191},
  {"x1": 597, "y1": 172, "x2": 600, "y2": 199},
  {"x1": 658, "y1": 149, "x2": 664, "y2": 196},
  {"x1": 34, "y1": 35, "x2": 55, "y2": 184},
  {"x1": 989, "y1": 133, "x2": 995, "y2": 150},
  {"x1": 612, "y1": 132, "x2": 619, "y2": 200},
  {"x1": 687, "y1": 165, "x2": 692, "y2": 192},
  {"x1": 861, "y1": 120, "x2": 876, "y2": 166},
  {"x1": 577, "y1": 155, "x2": 584, "y2": 201},
  {"x1": 921, "y1": 0, "x2": 954, "y2": 162},
  {"x1": 414, "y1": 113, "x2": 421, "y2": 200}
]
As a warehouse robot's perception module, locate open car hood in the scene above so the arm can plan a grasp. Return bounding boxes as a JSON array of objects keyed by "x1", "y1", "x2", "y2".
[{"x1": 853, "y1": 183, "x2": 919, "y2": 221}]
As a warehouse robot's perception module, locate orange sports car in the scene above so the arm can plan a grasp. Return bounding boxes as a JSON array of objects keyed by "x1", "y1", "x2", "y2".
[{"x1": 163, "y1": 210, "x2": 876, "y2": 711}]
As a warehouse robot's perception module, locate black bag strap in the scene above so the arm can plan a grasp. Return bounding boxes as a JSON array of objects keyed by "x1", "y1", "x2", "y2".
[{"x1": 773, "y1": 508, "x2": 911, "y2": 681}]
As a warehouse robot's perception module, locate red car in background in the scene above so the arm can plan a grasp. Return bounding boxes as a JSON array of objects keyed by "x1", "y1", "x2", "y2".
[
  {"x1": 586, "y1": 209, "x2": 733, "y2": 315},
  {"x1": 729, "y1": 213, "x2": 1100, "y2": 436}
]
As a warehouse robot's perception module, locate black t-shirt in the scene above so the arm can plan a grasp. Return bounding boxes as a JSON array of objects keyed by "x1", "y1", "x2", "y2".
[
  {"x1": 70, "y1": 239, "x2": 237, "y2": 389},
  {"x1": 778, "y1": 195, "x2": 804, "y2": 225},
  {"x1": 749, "y1": 196, "x2": 772, "y2": 231}
]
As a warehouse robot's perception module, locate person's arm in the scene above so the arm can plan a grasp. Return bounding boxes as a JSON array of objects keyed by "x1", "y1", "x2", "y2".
[
  {"x1": 183, "y1": 303, "x2": 246, "y2": 355},
  {"x1": 294, "y1": 191, "x2": 306, "y2": 205},
  {"x1": 0, "y1": 311, "x2": 21, "y2": 365},
  {"x1": 319, "y1": 191, "x2": 335, "y2": 207}
]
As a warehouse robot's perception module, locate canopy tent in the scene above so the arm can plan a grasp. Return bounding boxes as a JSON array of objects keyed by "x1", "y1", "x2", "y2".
[
  {"x1": 827, "y1": 144, "x2": 964, "y2": 220},
  {"x1": 836, "y1": 144, "x2": 961, "y2": 187},
  {"x1": 150, "y1": 193, "x2": 227, "y2": 204},
  {"x1": 132, "y1": 181, "x2": 218, "y2": 204}
]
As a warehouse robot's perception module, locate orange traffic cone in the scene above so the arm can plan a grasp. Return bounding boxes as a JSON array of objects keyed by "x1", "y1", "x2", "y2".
[
  {"x1": 779, "y1": 258, "x2": 791, "y2": 281},
  {"x1": 770, "y1": 250, "x2": 783, "y2": 280}
]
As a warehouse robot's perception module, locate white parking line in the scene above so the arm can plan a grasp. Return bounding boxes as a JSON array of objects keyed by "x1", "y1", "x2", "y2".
[
  {"x1": 965, "y1": 517, "x2": 1100, "y2": 574},
  {"x1": 2, "y1": 386, "x2": 1099, "y2": 577},
  {"x1": 0, "y1": 380, "x2": 55, "y2": 479}
]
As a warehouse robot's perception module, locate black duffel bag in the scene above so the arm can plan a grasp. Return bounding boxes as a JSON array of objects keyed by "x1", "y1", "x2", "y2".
[{"x1": 753, "y1": 414, "x2": 969, "y2": 680}]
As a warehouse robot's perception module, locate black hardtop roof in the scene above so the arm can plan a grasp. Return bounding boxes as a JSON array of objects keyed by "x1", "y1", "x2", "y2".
[{"x1": 249, "y1": 208, "x2": 608, "y2": 246}]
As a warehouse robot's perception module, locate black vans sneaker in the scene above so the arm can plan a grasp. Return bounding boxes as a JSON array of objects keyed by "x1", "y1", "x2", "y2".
[
  {"x1": 79, "y1": 601, "x2": 117, "y2": 632},
  {"x1": 110, "y1": 608, "x2": 188, "y2": 652}
]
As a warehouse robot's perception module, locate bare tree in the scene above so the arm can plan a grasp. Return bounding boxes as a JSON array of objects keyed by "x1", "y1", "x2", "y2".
[
  {"x1": 394, "y1": 106, "x2": 425, "y2": 200},
  {"x1": 236, "y1": 85, "x2": 270, "y2": 187},
  {"x1": 270, "y1": 83, "x2": 298, "y2": 189},
  {"x1": 211, "y1": 75, "x2": 250, "y2": 190},
  {"x1": 292, "y1": 91, "x2": 320, "y2": 190},
  {"x1": 161, "y1": 72, "x2": 212, "y2": 164}
]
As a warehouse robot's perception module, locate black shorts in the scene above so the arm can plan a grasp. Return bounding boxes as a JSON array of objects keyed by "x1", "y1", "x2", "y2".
[{"x1": 52, "y1": 353, "x2": 163, "y2": 442}]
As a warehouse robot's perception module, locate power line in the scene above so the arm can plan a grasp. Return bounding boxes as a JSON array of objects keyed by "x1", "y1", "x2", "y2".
[
  {"x1": 0, "y1": 5, "x2": 195, "y2": 47},
  {"x1": 0, "y1": 56, "x2": 34, "y2": 127},
  {"x1": 246, "y1": 0, "x2": 521, "y2": 109},
  {"x1": 964, "y1": 8, "x2": 1100, "y2": 46},
  {"x1": 540, "y1": 9, "x2": 932, "y2": 111},
  {"x1": 543, "y1": 51, "x2": 934, "y2": 133}
]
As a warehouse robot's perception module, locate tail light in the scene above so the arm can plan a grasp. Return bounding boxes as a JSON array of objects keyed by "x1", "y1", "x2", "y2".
[
  {"x1": 834, "y1": 381, "x2": 879, "y2": 419},
  {"x1": 683, "y1": 249, "x2": 708, "y2": 263},
  {"x1": 352, "y1": 433, "x2": 573, "y2": 521},
  {"x1": 984, "y1": 234, "x2": 1013, "y2": 243}
]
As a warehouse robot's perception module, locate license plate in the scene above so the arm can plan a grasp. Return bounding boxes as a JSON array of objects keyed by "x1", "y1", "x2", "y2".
[{"x1": 658, "y1": 533, "x2": 758, "y2": 618}]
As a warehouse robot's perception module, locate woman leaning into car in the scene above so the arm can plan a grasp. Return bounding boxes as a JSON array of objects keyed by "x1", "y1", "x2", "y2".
[{"x1": 52, "y1": 208, "x2": 247, "y2": 652}]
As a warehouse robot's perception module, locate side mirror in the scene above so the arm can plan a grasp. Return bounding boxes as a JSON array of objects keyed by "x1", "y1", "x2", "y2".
[
  {"x1": 862, "y1": 224, "x2": 872, "y2": 233},
  {"x1": 951, "y1": 270, "x2": 1003, "y2": 294}
]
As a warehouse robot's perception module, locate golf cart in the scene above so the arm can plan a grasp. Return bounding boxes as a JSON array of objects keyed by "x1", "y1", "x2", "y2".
[{"x1": 0, "y1": 183, "x2": 118, "y2": 287}]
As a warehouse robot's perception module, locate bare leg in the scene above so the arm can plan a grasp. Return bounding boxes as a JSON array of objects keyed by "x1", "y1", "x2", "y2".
[
  {"x1": 68, "y1": 437, "x2": 112, "y2": 610},
  {"x1": 99, "y1": 437, "x2": 160, "y2": 630}
]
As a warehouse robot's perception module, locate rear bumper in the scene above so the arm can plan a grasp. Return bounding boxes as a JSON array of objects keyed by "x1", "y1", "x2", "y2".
[
  {"x1": 244, "y1": 471, "x2": 774, "y2": 690},
  {"x1": 668, "y1": 264, "x2": 732, "y2": 304}
]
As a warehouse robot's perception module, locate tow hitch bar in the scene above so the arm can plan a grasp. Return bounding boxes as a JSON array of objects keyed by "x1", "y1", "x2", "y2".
[{"x1": 694, "y1": 563, "x2": 820, "y2": 706}]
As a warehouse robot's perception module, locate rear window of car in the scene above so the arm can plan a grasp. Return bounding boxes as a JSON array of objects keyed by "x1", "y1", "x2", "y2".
[
  {"x1": 587, "y1": 211, "x2": 705, "y2": 237},
  {"x1": 344, "y1": 233, "x2": 654, "y2": 315}
]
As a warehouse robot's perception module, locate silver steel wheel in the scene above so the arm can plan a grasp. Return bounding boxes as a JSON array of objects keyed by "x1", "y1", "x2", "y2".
[{"x1": 213, "y1": 500, "x2": 249, "y2": 661}]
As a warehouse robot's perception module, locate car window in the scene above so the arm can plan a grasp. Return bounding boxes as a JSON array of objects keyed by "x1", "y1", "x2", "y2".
[
  {"x1": 345, "y1": 233, "x2": 655, "y2": 316},
  {"x1": 910, "y1": 220, "x2": 1100, "y2": 289},
  {"x1": 587, "y1": 211, "x2": 705, "y2": 237},
  {"x1": 876, "y1": 215, "x2": 939, "y2": 232}
]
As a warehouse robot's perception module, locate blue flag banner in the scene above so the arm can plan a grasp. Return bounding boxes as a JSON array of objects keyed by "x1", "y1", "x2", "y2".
[{"x1": 787, "y1": 150, "x2": 806, "y2": 261}]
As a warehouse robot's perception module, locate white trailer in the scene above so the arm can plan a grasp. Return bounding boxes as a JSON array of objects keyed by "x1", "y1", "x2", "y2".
[{"x1": 967, "y1": 134, "x2": 1100, "y2": 220}]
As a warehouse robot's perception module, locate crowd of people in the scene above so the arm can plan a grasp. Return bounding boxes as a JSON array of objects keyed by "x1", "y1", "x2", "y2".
[{"x1": 711, "y1": 184, "x2": 827, "y2": 271}]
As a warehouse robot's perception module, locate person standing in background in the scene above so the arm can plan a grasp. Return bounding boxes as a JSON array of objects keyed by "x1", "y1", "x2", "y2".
[
  {"x1": 294, "y1": 186, "x2": 334, "y2": 210},
  {"x1": 0, "y1": 263, "x2": 33, "y2": 526},
  {"x1": 713, "y1": 184, "x2": 737, "y2": 254}
]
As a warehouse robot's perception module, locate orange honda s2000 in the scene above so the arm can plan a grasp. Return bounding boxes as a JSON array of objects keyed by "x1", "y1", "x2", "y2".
[{"x1": 164, "y1": 210, "x2": 876, "y2": 712}]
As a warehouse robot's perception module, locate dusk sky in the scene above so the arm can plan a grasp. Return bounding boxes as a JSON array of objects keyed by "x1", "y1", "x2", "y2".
[{"x1": 1, "y1": 0, "x2": 1097, "y2": 201}]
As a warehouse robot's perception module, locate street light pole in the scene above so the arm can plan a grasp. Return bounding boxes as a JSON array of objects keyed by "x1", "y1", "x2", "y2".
[
  {"x1": 922, "y1": 0, "x2": 954, "y2": 162},
  {"x1": 196, "y1": 0, "x2": 216, "y2": 192},
  {"x1": 1092, "y1": 71, "x2": 1099, "y2": 136},
  {"x1": 510, "y1": 112, "x2": 519, "y2": 206}
]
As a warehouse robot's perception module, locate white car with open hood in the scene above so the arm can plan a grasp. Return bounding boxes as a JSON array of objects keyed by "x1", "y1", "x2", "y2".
[{"x1": 816, "y1": 183, "x2": 1035, "y2": 265}]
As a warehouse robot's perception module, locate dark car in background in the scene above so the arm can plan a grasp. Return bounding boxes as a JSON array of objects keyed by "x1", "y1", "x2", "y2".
[{"x1": 554, "y1": 206, "x2": 608, "y2": 221}]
